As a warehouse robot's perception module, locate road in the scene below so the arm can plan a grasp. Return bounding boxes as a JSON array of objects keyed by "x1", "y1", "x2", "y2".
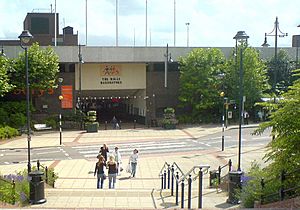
[{"x1": 0, "y1": 127, "x2": 271, "y2": 165}]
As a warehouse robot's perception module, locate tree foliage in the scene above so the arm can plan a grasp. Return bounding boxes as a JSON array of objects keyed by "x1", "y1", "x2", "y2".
[
  {"x1": 267, "y1": 49, "x2": 296, "y2": 94},
  {"x1": 178, "y1": 48, "x2": 226, "y2": 122},
  {"x1": 10, "y1": 43, "x2": 59, "y2": 90},
  {"x1": 224, "y1": 46, "x2": 270, "y2": 112},
  {"x1": 0, "y1": 55, "x2": 14, "y2": 96},
  {"x1": 255, "y1": 70, "x2": 300, "y2": 173}
]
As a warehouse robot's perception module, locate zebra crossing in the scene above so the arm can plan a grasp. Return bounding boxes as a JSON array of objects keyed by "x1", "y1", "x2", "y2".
[{"x1": 72, "y1": 139, "x2": 206, "y2": 159}]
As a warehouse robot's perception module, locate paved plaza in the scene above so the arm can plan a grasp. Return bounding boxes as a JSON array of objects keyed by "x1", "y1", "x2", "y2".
[{"x1": 0, "y1": 123, "x2": 267, "y2": 209}]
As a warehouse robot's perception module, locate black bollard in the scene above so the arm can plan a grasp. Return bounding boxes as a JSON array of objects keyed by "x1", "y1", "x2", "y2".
[
  {"x1": 134, "y1": 120, "x2": 136, "y2": 129},
  {"x1": 163, "y1": 170, "x2": 167, "y2": 189},
  {"x1": 280, "y1": 170, "x2": 285, "y2": 201},
  {"x1": 105, "y1": 121, "x2": 107, "y2": 130},
  {"x1": 188, "y1": 174, "x2": 192, "y2": 209},
  {"x1": 167, "y1": 166, "x2": 170, "y2": 189},
  {"x1": 119, "y1": 120, "x2": 122, "y2": 129},
  {"x1": 161, "y1": 173, "x2": 164, "y2": 190},
  {"x1": 261, "y1": 178, "x2": 265, "y2": 204},
  {"x1": 37, "y1": 160, "x2": 40, "y2": 171},
  {"x1": 45, "y1": 166, "x2": 48, "y2": 184},
  {"x1": 228, "y1": 159, "x2": 232, "y2": 172},
  {"x1": 198, "y1": 169, "x2": 203, "y2": 209},
  {"x1": 218, "y1": 166, "x2": 221, "y2": 185},
  {"x1": 175, "y1": 172, "x2": 179, "y2": 205},
  {"x1": 171, "y1": 165, "x2": 174, "y2": 196},
  {"x1": 181, "y1": 179, "x2": 185, "y2": 209}
]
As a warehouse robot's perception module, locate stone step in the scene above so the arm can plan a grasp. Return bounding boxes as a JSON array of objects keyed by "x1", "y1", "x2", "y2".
[{"x1": 46, "y1": 187, "x2": 217, "y2": 197}]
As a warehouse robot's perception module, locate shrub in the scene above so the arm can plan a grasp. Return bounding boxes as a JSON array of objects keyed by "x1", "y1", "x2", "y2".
[
  {"x1": 0, "y1": 171, "x2": 30, "y2": 206},
  {"x1": 44, "y1": 117, "x2": 57, "y2": 129},
  {"x1": 0, "y1": 126, "x2": 19, "y2": 139}
]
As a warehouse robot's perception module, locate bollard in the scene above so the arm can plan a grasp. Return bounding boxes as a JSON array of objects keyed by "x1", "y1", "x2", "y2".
[
  {"x1": 161, "y1": 173, "x2": 164, "y2": 190},
  {"x1": 134, "y1": 120, "x2": 136, "y2": 129},
  {"x1": 37, "y1": 160, "x2": 40, "y2": 171},
  {"x1": 12, "y1": 180, "x2": 16, "y2": 205},
  {"x1": 228, "y1": 159, "x2": 232, "y2": 172},
  {"x1": 188, "y1": 174, "x2": 192, "y2": 209},
  {"x1": 260, "y1": 178, "x2": 265, "y2": 204},
  {"x1": 198, "y1": 169, "x2": 203, "y2": 209},
  {"x1": 163, "y1": 170, "x2": 167, "y2": 189},
  {"x1": 119, "y1": 120, "x2": 122, "y2": 129},
  {"x1": 105, "y1": 121, "x2": 107, "y2": 130},
  {"x1": 171, "y1": 165, "x2": 174, "y2": 196},
  {"x1": 181, "y1": 179, "x2": 185, "y2": 209},
  {"x1": 280, "y1": 170, "x2": 285, "y2": 201},
  {"x1": 218, "y1": 166, "x2": 221, "y2": 185},
  {"x1": 175, "y1": 172, "x2": 179, "y2": 205},
  {"x1": 52, "y1": 173, "x2": 55, "y2": 188},
  {"x1": 45, "y1": 166, "x2": 48, "y2": 184},
  {"x1": 167, "y1": 166, "x2": 170, "y2": 189}
]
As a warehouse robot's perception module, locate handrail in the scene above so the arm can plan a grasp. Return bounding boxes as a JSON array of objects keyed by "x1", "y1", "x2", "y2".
[
  {"x1": 158, "y1": 162, "x2": 170, "y2": 175},
  {"x1": 175, "y1": 165, "x2": 210, "y2": 184}
]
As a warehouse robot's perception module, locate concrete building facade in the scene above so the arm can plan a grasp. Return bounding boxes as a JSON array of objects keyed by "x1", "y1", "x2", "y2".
[{"x1": 1, "y1": 12, "x2": 299, "y2": 125}]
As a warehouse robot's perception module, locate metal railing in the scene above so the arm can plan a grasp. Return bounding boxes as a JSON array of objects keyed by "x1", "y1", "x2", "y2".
[
  {"x1": 37, "y1": 160, "x2": 56, "y2": 187},
  {"x1": 159, "y1": 161, "x2": 210, "y2": 209},
  {"x1": 260, "y1": 168, "x2": 300, "y2": 205},
  {"x1": 209, "y1": 159, "x2": 232, "y2": 187}
]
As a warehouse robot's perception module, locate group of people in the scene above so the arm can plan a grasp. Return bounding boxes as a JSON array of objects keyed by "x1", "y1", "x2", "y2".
[{"x1": 94, "y1": 144, "x2": 139, "y2": 189}]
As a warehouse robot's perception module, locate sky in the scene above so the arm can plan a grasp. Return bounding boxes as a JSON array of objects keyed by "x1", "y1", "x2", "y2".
[{"x1": 0, "y1": 0, "x2": 300, "y2": 47}]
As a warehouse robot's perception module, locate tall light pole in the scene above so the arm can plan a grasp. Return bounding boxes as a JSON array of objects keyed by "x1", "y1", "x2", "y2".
[
  {"x1": 78, "y1": 44, "x2": 84, "y2": 110},
  {"x1": 145, "y1": 0, "x2": 148, "y2": 46},
  {"x1": 185, "y1": 22, "x2": 190, "y2": 47},
  {"x1": 262, "y1": 17, "x2": 288, "y2": 93},
  {"x1": 18, "y1": 30, "x2": 33, "y2": 173},
  {"x1": 164, "y1": 44, "x2": 172, "y2": 88},
  {"x1": 58, "y1": 78, "x2": 63, "y2": 145},
  {"x1": 233, "y1": 31, "x2": 249, "y2": 172},
  {"x1": 173, "y1": 0, "x2": 176, "y2": 46}
]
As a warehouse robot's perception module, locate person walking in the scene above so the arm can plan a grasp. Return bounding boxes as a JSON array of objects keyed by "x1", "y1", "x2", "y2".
[
  {"x1": 94, "y1": 155, "x2": 106, "y2": 189},
  {"x1": 112, "y1": 146, "x2": 122, "y2": 175},
  {"x1": 111, "y1": 116, "x2": 118, "y2": 129},
  {"x1": 107, "y1": 156, "x2": 118, "y2": 189},
  {"x1": 129, "y1": 149, "x2": 139, "y2": 178},
  {"x1": 99, "y1": 144, "x2": 109, "y2": 162}
]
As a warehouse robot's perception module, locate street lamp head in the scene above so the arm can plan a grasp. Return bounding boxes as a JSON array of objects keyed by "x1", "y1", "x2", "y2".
[
  {"x1": 261, "y1": 35, "x2": 270, "y2": 47},
  {"x1": 18, "y1": 30, "x2": 33, "y2": 45},
  {"x1": 58, "y1": 77, "x2": 64, "y2": 83},
  {"x1": 220, "y1": 91, "x2": 225, "y2": 97},
  {"x1": 59, "y1": 95, "x2": 64, "y2": 100},
  {"x1": 233, "y1": 31, "x2": 249, "y2": 44}
]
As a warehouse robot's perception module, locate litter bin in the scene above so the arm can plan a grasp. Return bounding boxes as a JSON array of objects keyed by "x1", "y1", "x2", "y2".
[
  {"x1": 227, "y1": 171, "x2": 243, "y2": 204},
  {"x1": 209, "y1": 170, "x2": 220, "y2": 187},
  {"x1": 28, "y1": 170, "x2": 46, "y2": 204}
]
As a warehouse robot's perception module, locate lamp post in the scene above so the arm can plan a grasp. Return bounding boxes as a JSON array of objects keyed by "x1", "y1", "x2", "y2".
[
  {"x1": 262, "y1": 17, "x2": 287, "y2": 93},
  {"x1": 164, "y1": 44, "x2": 172, "y2": 88},
  {"x1": 233, "y1": 31, "x2": 249, "y2": 171},
  {"x1": 18, "y1": 30, "x2": 33, "y2": 173},
  {"x1": 58, "y1": 77, "x2": 63, "y2": 145},
  {"x1": 220, "y1": 91, "x2": 225, "y2": 151},
  {"x1": 185, "y1": 22, "x2": 190, "y2": 47},
  {"x1": 78, "y1": 44, "x2": 84, "y2": 110}
]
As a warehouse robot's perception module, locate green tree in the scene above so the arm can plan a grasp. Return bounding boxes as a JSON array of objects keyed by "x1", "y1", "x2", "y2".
[
  {"x1": 0, "y1": 55, "x2": 14, "y2": 96},
  {"x1": 178, "y1": 48, "x2": 226, "y2": 122},
  {"x1": 10, "y1": 43, "x2": 59, "y2": 90},
  {"x1": 224, "y1": 46, "x2": 270, "y2": 112},
  {"x1": 267, "y1": 49, "x2": 295, "y2": 95},
  {"x1": 255, "y1": 70, "x2": 300, "y2": 174}
]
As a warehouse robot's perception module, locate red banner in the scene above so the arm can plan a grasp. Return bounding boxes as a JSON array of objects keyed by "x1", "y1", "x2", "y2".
[{"x1": 61, "y1": 85, "x2": 73, "y2": 109}]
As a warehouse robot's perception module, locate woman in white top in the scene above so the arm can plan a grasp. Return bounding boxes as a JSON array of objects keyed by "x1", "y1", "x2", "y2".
[{"x1": 129, "y1": 149, "x2": 138, "y2": 177}]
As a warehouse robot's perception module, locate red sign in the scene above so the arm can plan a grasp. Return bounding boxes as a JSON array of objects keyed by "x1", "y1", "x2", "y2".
[{"x1": 61, "y1": 85, "x2": 73, "y2": 109}]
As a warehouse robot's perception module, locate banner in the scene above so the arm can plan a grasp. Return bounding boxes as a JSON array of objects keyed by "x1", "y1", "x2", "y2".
[{"x1": 61, "y1": 85, "x2": 73, "y2": 109}]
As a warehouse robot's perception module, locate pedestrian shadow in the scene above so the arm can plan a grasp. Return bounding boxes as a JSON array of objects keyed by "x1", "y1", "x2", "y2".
[{"x1": 118, "y1": 176, "x2": 131, "y2": 180}]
